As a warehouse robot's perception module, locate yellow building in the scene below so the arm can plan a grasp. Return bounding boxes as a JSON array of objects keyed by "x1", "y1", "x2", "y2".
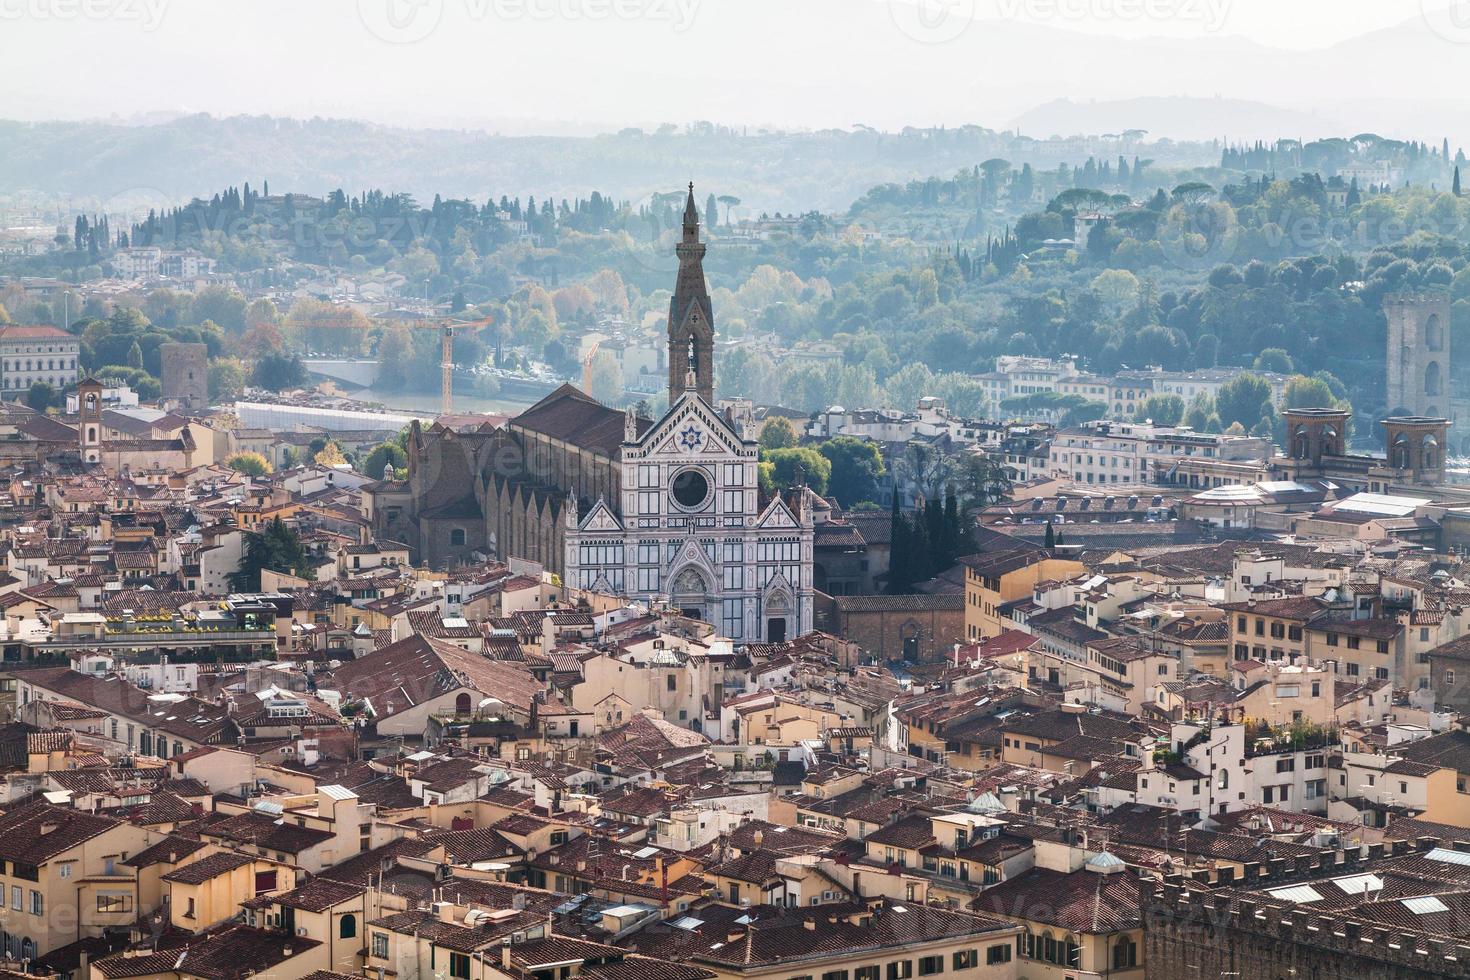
[
  {"x1": 162, "y1": 850, "x2": 296, "y2": 934},
  {"x1": 976, "y1": 847, "x2": 1144, "y2": 979},
  {"x1": 0, "y1": 804, "x2": 151, "y2": 959},
  {"x1": 962, "y1": 550, "x2": 1086, "y2": 639},
  {"x1": 1221, "y1": 596, "x2": 1325, "y2": 664}
]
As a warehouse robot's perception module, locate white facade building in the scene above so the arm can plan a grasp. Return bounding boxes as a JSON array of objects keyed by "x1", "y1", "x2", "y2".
[{"x1": 564, "y1": 186, "x2": 815, "y2": 645}]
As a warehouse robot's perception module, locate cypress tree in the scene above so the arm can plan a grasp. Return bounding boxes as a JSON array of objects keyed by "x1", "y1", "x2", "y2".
[
  {"x1": 1044, "y1": 522, "x2": 1056, "y2": 549},
  {"x1": 888, "y1": 492, "x2": 908, "y2": 594}
]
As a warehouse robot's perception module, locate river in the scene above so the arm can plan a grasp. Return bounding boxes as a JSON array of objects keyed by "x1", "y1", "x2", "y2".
[{"x1": 337, "y1": 376, "x2": 552, "y2": 419}]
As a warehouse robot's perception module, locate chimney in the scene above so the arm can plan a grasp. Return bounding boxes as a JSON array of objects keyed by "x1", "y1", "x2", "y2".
[
  {"x1": 753, "y1": 830, "x2": 763, "y2": 848},
  {"x1": 500, "y1": 939, "x2": 512, "y2": 969},
  {"x1": 803, "y1": 919, "x2": 817, "y2": 931}
]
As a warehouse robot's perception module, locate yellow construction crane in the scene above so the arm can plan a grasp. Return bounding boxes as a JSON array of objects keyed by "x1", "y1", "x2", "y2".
[
  {"x1": 303, "y1": 313, "x2": 494, "y2": 416},
  {"x1": 427, "y1": 315, "x2": 495, "y2": 416}
]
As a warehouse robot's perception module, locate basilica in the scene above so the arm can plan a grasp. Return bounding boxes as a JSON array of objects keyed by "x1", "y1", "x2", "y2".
[{"x1": 368, "y1": 185, "x2": 814, "y2": 643}]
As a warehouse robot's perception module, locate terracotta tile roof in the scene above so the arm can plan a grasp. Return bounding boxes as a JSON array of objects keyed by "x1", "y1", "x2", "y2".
[
  {"x1": 626, "y1": 899, "x2": 1016, "y2": 967},
  {"x1": 271, "y1": 876, "x2": 365, "y2": 912},
  {"x1": 327, "y1": 633, "x2": 543, "y2": 719},
  {"x1": 510, "y1": 384, "x2": 651, "y2": 458},
  {"x1": 976, "y1": 866, "x2": 1143, "y2": 933},
  {"x1": 161, "y1": 850, "x2": 255, "y2": 884},
  {"x1": 122, "y1": 834, "x2": 208, "y2": 869},
  {"x1": 200, "y1": 810, "x2": 334, "y2": 854},
  {"x1": 0, "y1": 802, "x2": 124, "y2": 864},
  {"x1": 91, "y1": 925, "x2": 318, "y2": 980}
]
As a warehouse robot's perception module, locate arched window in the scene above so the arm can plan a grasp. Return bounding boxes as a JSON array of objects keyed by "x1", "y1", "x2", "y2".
[
  {"x1": 1113, "y1": 936, "x2": 1138, "y2": 970},
  {"x1": 1427, "y1": 314, "x2": 1445, "y2": 352},
  {"x1": 340, "y1": 914, "x2": 356, "y2": 939},
  {"x1": 1426, "y1": 360, "x2": 1443, "y2": 397},
  {"x1": 1424, "y1": 434, "x2": 1439, "y2": 471},
  {"x1": 1392, "y1": 434, "x2": 1411, "y2": 470},
  {"x1": 449, "y1": 528, "x2": 466, "y2": 547},
  {"x1": 455, "y1": 693, "x2": 472, "y2": 715},
  {"x1": 1292, "y1": 426, "x2": 1310, "y2": 460}
]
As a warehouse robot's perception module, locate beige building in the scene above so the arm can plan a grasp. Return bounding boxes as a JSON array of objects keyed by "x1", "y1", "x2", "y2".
[
  {"x1": 0, "y1": 803, "x2": 152, "y2": 959},
  {"x1": 163, "y1": 850, "x2": 297, "y2": 933}
]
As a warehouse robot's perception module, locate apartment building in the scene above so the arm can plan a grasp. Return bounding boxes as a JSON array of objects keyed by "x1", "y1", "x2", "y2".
[
  {"x1": 0, "y1": 803, "x2": 151, "y2": 959},
  {"x1": 0, "y1": 324, "x2": 80, "y2": 396}
]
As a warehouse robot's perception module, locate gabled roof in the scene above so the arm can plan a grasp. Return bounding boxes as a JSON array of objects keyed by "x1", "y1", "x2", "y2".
[
  {"x1": 511, "y1": 384, "x2": 649, "y2": 458},
  {"x1": 0, "y1": 803, "x2": 124, "y2": 865},
  {"x1": 329, "y1": 633, "x2": 544, "y2": 719}
]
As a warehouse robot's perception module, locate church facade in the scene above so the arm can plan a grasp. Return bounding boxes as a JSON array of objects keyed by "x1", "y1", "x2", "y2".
[
  {"x1": 370, "y1": 185, "x2": 813, "y2": 643},
  {"x1": 567, "y1": 184, "x2": 814, "y2": 642}
]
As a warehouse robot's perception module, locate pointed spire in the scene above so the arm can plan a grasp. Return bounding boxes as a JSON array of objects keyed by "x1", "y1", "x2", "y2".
[{"x1": 682, "y1": 182, "x2": 699, "y2": 242}]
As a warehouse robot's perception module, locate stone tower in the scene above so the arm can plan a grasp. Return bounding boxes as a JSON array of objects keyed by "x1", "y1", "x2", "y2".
[
  {"x1": 160, "y1": 342, "x2": 209, "y2": 412},
  {"x1": 1385, "y1": 291, "x2": 1450, "y2": 418},
  {"x1": 668, "y1": 183, "x2": 714, "y2": 404},
  {"x1": 1383, "y1": 415, "x2": 1450, "y2": 486},
  {"x1": 1282, "y1": 407, "x2": 1350, "y2": 467},
  {"x1": 77, "y1": 376, "x2": 103, "y2": 464}
]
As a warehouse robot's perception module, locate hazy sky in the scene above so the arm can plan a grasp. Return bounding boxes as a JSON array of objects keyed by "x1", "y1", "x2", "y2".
[{"x1": 0, "y1": 0, "x2": 1463, "y2": 132}]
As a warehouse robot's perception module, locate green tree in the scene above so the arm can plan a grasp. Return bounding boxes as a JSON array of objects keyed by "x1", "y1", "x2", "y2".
[
  {"x1": 225, "y1": 452, "x2": 272, "y2": 477},
  {"x1": 1282, "y1": 374, "x2": 1338, "y2": 409},
  {"x1": 230, "y1": 516, "x2": 310, "y2": 591},
  {"x1": 1184, "y1": 393, "x2": 1221, "y2": 432},
  {"x1": 362, "y1": 442, "x2": 408, "y2": 480},
  {"x1": 818, "y1": 437, "x2": 885, "y2": 507},
  {"x1": 1138, "y1": 394, "x2": 1185, "y2": 426},
  {"x1": 26, "y1": 381, "x2": 55, "y2": 412},
  {"x1": 1253, "y1": 348, "x2": 1294, "y2": 373},
  {"x1": 761, "y1": 447, "x2": 830, "y2": 496},
  {"x1": 250, "y1": 351, "x2": 308, "y2": 391},
  {"x1": 190, "y1": 285, "x2": 248, "y2": 332},
  {"x1": 208, "y1": 358, "x2": 247, "y2": 402},
  {"x1": 126, "y1": 340, "x2": 144, "y2": 370},
  {"x1": 374, "y1": 326, "x2": 413, "y2": 390},
  {"x1": 758, "y1": 416, "x2": 798, "y2": 450},
  {"x1": 953, "y1": 453, "x2": 1012, "y2": 509},
  {"x1": 1215, "y1": 373, "x2": 1274, "y2": 431}
]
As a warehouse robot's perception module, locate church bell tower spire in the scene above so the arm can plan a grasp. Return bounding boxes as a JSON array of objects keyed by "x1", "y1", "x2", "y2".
[{"x1": 669, "y1": 182, "x2": 714, "y2": 404}]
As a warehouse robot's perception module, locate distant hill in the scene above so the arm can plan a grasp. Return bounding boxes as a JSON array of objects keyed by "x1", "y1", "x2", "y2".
[
  {"x1": 1010, "y1": 97, "x2": 1344, "y2": 144},
  {"x1": 0, "y1": 114, "x2": 1220, "y2": 215}
]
